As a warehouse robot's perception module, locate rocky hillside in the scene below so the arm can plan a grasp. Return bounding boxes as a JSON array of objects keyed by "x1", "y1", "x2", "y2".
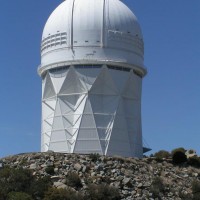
[{"x1": 0, "y1": 152, "x2": 200, "y2": 199}]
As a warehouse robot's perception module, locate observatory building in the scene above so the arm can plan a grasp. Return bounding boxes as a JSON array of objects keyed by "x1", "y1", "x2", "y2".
[{"x1": 38, "y1": 0, "x2": 147, "y2": 158}]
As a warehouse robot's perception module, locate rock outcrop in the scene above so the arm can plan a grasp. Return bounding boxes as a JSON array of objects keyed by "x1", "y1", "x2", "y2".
[{"x1": 0, "y1": 152, "x2": 200, "y2": 199}]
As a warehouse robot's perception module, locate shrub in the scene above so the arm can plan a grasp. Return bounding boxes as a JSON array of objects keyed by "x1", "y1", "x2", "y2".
[
  {"x1": 189, "y1": 149, "x2": 195, "y2": 154},
  {"x1": 43, "y1": 187, "x2": 82, "y2": 200},
  {"x1": 172, "y1": 151, "x2": 187, "y2": 164},
  {"x1": 0, "y1": 167, "x2": 52, "y2": 200},
  {"x1": 192, "y1": 180, "x2": 200, "y2": 200},
  {"x1": 188, "y1": 156, "x2": 200, "y2": 168},
  {"x1": 89, "y1": 153, "x2": 100, "y2": 162},
  {"x1": 29, "y1": 176, "x2": 52, "y2": 199},
  {"x1": 86, "y1": 184, "x2": 121, "y2": 200},
  {"x1": 171, "y1": 147, "x2": 186, "y2": 156},
  {"x1": 0, "y1": 167, "x2": 34, "y2": 199},
  {"x1": 150, "y1": 177, "x2": 165, "y2": 198},
  {"x1": 154, "y1": 150, "x2": 170, "y2": 161},
  {"x1": 66, "y1": 172, "x2": 82, "y2": 188},
  {"x1": 45, "y1": 166, "x2": 55, "y2": 175},
  {"x1": 7, "y1": 192, "x2": 33, "y2": 200}
]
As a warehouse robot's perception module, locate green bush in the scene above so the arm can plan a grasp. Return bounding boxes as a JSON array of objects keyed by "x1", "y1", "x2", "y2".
[
  {"x1": 86, "y1": 184, "x2": 121, "y2": 200},
  {"x1": 45, "y1": 166, "x2": 55, "y2": 175},
  {"x1": 189, "y1": 149, "x2": 195, "y2": 154},
  {"x1": 172, "y1": 151, "x2": 187, "y2": 164},
  {"x1": 150, "y1": 177, "x2": 165, "y2": 198},
  {"x1": 7, "y1": 192, "x2": 33, "y2": 200},
  {"x1": 89, "y1": 153, "x2": 100, "y2": 162},
  {"x1": 43, "y1": 187, "x2": 82, "y2": 200},
  {"x1": 0, "y1": 167, "x2": 52, "y2": 200},
  {"x1": 171, "y1": 147, "x2": 186, "y2": 156},
  {"x1": 188, "y1": 156, "x2": 200, "y2": 168},
  {"x1": 29, "y1": 176, "x2": 52, "y2": 199},
  {"x1": 154, "y1": 150, "x2": 170, "y2": 161},
  {"x1": 192, "y1": 180, "x2": 200, "y2": 200},
  {"x1": 66, "y1": 172, "x2": 82, "y2": 188},
  {"x1": 0, "y1": 167, "x2": 34, "y2": 199}
]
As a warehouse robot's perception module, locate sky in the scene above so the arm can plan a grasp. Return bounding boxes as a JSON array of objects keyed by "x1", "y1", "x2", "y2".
[{"x1": 0, "y1": 0, "x2": 200, "y2": 158}]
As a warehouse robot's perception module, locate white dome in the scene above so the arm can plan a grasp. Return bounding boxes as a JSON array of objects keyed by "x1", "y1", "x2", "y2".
[{"x1": 39, "y1": 0, "x2": 146, "y2": 76}]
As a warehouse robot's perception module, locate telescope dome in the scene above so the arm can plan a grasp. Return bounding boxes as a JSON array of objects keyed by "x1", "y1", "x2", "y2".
[
  {"x1": 39, "y1": 0, "x2": 145, "y2": 76},
  {"x1": 39, "y1": 0, "x2": 147, "y2": 158}
]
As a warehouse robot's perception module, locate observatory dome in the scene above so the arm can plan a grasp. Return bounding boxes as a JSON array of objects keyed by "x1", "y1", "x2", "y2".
[{"x1": 39, "y1": 0, "x2": 146, "y2": 76}]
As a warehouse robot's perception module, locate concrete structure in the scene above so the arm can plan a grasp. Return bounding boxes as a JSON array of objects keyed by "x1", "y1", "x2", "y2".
[{"x1": 38, "y1": 0, "x2": 147, "y2": 158}]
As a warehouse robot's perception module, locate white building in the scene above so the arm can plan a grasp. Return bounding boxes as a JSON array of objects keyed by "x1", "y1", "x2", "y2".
[{"x1": 38, "y1": 0, "x2": 147, "y2": 158}]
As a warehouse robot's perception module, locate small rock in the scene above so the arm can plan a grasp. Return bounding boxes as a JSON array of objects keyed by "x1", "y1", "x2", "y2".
[
  {"x1": 50, "y1": 156, "x2": 55, "y2": 161},
  {"x1": 30, "y1": 163, "x2": 37, "y2": 169},
  {"x1": 54, "y1": 182, "x2": 68, "y2": 189},
  {"x1": 54, "y1": 168, "x2": 59, "y2": 173},
  {"x1": 123, "y1": 177, "x2": 131, "y2": 185},
  {"x1": 137, "y1": 183, "x2": 143, "y2": 188},
  {"x1": 107, "y1": 161, "x2": 113, "y2": 165},
  {"x1": 193, "y1": 173, "x2": 198, "y2": 177},
  {"x1": 91, "y1": 172, "x2": 96, "y2": 176},
  {"x1": 74, "y1": 163, "x2": 82, "y2": 171},
  {"x1": 51, "y1": 176, "x2": 60, "y2": 181},
  {"x1": 82, "y1": 166, "x2": 87, "y2": 173}
]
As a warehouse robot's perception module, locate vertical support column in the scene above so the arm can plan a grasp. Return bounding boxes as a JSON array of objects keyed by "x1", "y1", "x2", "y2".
[
  {"x1": 70, "y1": 0, "x2": 75, "y2": 50},
  {"x1": 101, "y1": 0, "x2": 106, "y2": 48}
]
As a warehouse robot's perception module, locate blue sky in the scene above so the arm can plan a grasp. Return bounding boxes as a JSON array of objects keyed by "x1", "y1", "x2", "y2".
[{"x1": 0, "y1": 0, "x2": 199, "y2": 158}]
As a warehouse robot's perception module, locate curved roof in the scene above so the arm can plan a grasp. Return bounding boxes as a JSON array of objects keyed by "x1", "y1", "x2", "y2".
[{"x1": 39, "y1": 0, "x2": 146, "y2": 76}]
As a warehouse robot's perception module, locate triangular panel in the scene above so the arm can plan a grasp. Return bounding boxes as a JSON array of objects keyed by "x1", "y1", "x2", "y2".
[
  {"x1": 83, "y1": 97, "x2": 93, "y2": 114},
  {"x1": 81, "y1": 114, "x2": 96, "y2": 128},
  {"x1": 96, "y1": 127, "x2": 112, "y2": 155},
  {"x1": 54, "y1": 100, "x2": 62, "y2": 116},
  {"x1": 60, "y1": 67, "x2": 87, "y2": 94},
  {"x1": 65, "y1": 128, "x2": 73, "y2": 137},
  {"x1": 49, "y1": 141, "x2": 69, "y2": 152},
  {"x1": 75, "y1": 67, "x2": 101, "y2": 90},
  {"x1": 63, "y1": 114, "x2": 82, "y2": 128},
  {"x1": 106, "y1": 100, "x2": 132, "y2": 156},
  {"x1": 42, "y1": 120, "x2": 53, "y2": 133},
  {"x1": 59, "y1": 94, "x2": 86, "y2": 113},
  {"x1": 52, "y1": 116, "x2": 64, "y2": 130},
  {"x1": 43, "y1": 73, "x2": 56, "y2": 99},
  {"x1": 43, "y1": 132, "x2": 51, "y2": 149},
  {"x1": 67, "y1": 140, "x2": 73, "y2": 153},
  {"x1": 50, "y1": 74, "x2": 66, "y2": 94},
  {"x1": 108, "y1": 69, "x2": 130, "y2": 93},
  {"x1": 44, "y1": 98, "x2": 56, "y2": 111},
  {"x1": 74, "y1": 97, "x2": 102, "y2": 154},
  {"x1": 63, "y1": 116, "x2": 83, "y2": 141},
  {"x1": 42, "y1": 98, "x2": 56, "y2": 120},
  {"x1": 100, "y1": 139, "x2": 108, "y2": 155},
  {"x1": 73, "y1": 114, "x2": 82, "y2": 128},
  {"x1": 50, "y1": 130, "x2": 67, "y2": 142},
  {"x1": 66, "y1": 136, "x2": 77, "y2": 153},
  {"x1": 63, "y1": 115, "x2": 74, "y2": 127},
  {"x1": 45, "y1": 117, "x2": 54, "y2": 127},
  {"x1": 89, "y1": 67, "x2": 119, "y2": 95},
  {"x1": 93, "y1": 114, "x2": 113, "y2": 128},
  {"x1": 95, "y1": 114, "x2": 114, "y2": 154},
  {"x1": 42, "y1": 75, "x2": 47, "y2": 99},
  {"x1": 122, "y1": 72, "x2": 142, "y2": 100},
  {"x1": 59, "y1": 98, "x2": 73, "y2": 115},
  {"x1": 89, "y1": 95, "x2": 119, "y2": 114}
]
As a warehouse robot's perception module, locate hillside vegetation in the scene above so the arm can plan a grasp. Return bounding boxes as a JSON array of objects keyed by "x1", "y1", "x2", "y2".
[{"x1": 0, "y1": 149, "x2": 200, "y2": 199}]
